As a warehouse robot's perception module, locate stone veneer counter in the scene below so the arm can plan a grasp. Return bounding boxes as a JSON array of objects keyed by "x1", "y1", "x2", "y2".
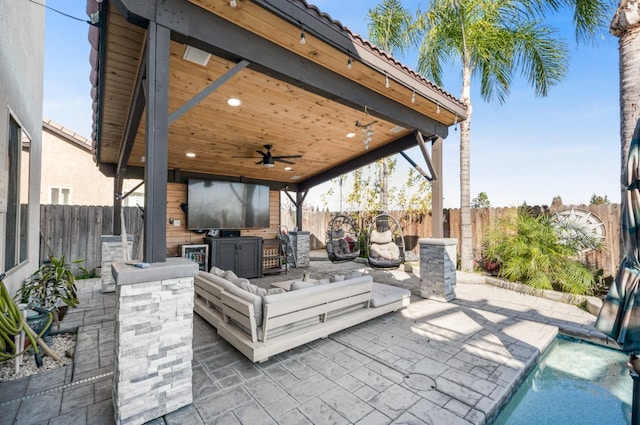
[{"x1": 111, "y1": 258, "x2": 198, "y2": 425}]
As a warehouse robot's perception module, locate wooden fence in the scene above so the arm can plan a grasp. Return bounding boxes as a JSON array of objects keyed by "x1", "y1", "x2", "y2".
[
  {"x1": 39, "y1": 205, "x2": 144, "y2": 272},
  {"x1": 283, "y1": 204, "x2": 622, "y2": 278},
  {"x1": 40, "y1": 203, "x2": 621, "y2": 278}
]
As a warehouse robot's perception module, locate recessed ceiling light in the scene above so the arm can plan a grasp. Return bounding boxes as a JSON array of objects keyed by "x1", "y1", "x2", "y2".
[
  {"x1": 186, "y1": 152, "x2": 196, "y2": 158},
  {"x1": 346, "y1": 132, "x2": 356, "y2": 138},
  {"x1": 284, "y1": 166, "x2": 292, "y2": 171},
  {"x1": 227, "y1": 98, "x2": 241, "y2": 107}
]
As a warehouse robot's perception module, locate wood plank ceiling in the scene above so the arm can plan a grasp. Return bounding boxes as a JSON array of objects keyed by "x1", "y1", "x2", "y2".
[{"x1": 93, "y1": 0, "x2": 467, "y2": 190}]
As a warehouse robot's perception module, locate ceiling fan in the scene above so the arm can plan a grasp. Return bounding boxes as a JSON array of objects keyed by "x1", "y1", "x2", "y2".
[{"x1": 234, "y1": 144, "x2": 302, "y2": 168}]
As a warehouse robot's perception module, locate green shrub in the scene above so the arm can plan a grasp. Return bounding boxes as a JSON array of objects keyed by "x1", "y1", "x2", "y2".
[{"x1": 482, "y1": 207, "x2": 598, "y2": 295}]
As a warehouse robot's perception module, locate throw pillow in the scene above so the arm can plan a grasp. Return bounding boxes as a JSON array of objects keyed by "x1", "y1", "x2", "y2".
[
  {"x1": 291, "y1": 280, "x2": 317, "y2": 291},
  {"x1": 224, "y1": 270, "x2": 239, "y2": 281},
  {"x1": 229, "y1": 277, "x2": 251, "y2": 287},
  {"x1": 209, "y1": 266, "x2": 227, "y2": 276},
  {"x1": 238, "y1": 281, "x2": 268, "y2": 297},
  {"x1": 267, "y1": 288, "x2": 286, "y2": 295},
  {"x1": 329, "y1": 274, "x2": 345, "y2": 283},
  {"x1": 370, "y1": 229, "x2": 393, "y2": 244}
]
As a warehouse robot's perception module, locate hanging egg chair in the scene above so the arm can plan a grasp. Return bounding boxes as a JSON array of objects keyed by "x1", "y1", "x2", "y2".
[
  {"x1": 325, "y1": 213, "x2": 361, "y2": 263},
  {"x1": 367, "y1": 213, "x2": 405, "y2": 269}
]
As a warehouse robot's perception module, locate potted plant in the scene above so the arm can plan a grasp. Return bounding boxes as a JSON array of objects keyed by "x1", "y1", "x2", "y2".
[{"x1": 15, "y1": 255, "x2": 82, "y2": 330}]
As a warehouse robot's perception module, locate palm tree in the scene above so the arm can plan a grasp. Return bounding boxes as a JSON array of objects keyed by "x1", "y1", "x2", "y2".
[
  {"x1": 367, "y1": 0, "x2": 421, "y2": 212},
  {"x1": 611, "y1": 0, "x2": 640, "y2": 198}
]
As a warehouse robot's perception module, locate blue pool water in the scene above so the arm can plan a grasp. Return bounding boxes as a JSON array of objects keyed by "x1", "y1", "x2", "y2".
[{"x1": 491, "y1": 336, "x2": 632, "y2": 425}]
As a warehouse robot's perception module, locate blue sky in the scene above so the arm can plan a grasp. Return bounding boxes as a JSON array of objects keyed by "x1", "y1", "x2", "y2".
[{"x1": 42, "y1": 0, "x2": 620, "y2": 209}]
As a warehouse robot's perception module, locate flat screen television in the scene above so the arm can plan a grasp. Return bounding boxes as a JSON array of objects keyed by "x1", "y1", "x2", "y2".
[{"x1": 187, "y1": 179, "x2": 270, "y2": 230}]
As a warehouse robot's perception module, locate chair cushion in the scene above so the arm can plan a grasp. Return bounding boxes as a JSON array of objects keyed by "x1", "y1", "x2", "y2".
[
  {"x1": 370, "y1": 229, "x2": 393, "y2": 244},
  {"x1": 370, "y1": 283, "x2": 411, "y2": 307},
  {"x1": 370, "y1": 242, "x2": 400, "y2": 260}
]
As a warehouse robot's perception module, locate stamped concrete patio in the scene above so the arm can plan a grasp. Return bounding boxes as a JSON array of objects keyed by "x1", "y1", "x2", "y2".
[{"x1": 0, "y1": 255, "x2": 609, "y2": 425}]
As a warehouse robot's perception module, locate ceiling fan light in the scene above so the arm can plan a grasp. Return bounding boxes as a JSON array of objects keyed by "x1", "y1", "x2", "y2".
[{"x1": 263, "y1": 162, "x2": 275, "y2": 168}]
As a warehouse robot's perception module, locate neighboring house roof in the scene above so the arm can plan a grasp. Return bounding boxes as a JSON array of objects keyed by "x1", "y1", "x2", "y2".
[{"x1": 42, "y1": 119, "x2": 92, "y2": 153}]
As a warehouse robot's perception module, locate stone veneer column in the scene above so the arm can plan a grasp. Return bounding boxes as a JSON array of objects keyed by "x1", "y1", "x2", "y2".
[
  {"x1": 288, "y1": 231, "x2": 310, "y2": 267},
  {"x1": 419, "y1": 238, "x2": 457, "y2": 301},
  {"x1": 111, "y1": 258, "x2": 198, "y2": 425},
  {"x1": 101, "y1": 235, "x2": 133, "y2": 293}
]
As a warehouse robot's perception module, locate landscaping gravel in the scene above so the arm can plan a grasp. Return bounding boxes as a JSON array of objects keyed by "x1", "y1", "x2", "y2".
[{"x1": 0, "y1": 332, "x2": 76, "y2": 382}]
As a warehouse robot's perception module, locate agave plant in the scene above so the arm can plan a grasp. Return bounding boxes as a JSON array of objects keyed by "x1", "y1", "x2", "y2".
[
  {"x1": 482, "y1": 207, "x2": 602, "y2": 295},
  {"x1": 16, "y1": 255, "x2": 82, "y2": 311}
]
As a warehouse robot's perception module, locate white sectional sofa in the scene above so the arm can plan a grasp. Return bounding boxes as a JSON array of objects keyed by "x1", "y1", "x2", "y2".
[{"x1": 193, "y1": 269, "x2": 411, "y2": 362}]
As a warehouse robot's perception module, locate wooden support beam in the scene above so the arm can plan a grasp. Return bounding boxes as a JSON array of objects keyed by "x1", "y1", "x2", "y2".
[
  {"x1": 168, "y1": 59, "x2": 249, "y2": 125},
  {"x1": 431, "y1": 137, "x2": 444, "y2": 238},
  {"x1": 143, "y1": 22, "x2": 170, "y2": 263}
]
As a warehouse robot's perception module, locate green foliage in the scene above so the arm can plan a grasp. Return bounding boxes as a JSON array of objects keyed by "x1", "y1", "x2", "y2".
[
  {"x1": 590, "y1": 193, "x2": 610, "y2": 205},
  {"x1": 471, "y1": 192, "x2": 491, "y2": 208},
  {"x1": 482, "y1": 207, "x2": 597, "y2": 295},
  {"x1": 16, "y1": 256, "x2": 82, "y2": 310}
]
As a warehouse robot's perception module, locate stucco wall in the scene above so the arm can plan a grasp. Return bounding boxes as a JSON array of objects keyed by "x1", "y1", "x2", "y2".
[
  {"x1": 41, "y1": 127, "x2": 143, "y2": 206},
  {"x1": 0, "y1": 0, "x2": 45, "y2": 294}
]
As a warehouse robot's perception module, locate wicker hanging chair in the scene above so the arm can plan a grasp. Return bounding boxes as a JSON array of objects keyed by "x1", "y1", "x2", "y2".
[
  {"x1": 367, "y1": 214, "x2": 404, "y2": 269},
  {"x1": 325, "y1": 213, "x2": 361, "y2": 263}
]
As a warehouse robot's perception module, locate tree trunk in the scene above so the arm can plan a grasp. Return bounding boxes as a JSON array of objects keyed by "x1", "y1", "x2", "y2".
[
  {"x1": 460, "y1": 63, "x2": 474, "y2": 272},
  {"x1": 613, "y1": 0, "x2": 640, "y2": 202}
]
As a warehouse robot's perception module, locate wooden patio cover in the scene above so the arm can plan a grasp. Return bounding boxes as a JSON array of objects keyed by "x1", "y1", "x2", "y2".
[{"x1": 87, "y1": 0, "x2": 467, "y2": 263}]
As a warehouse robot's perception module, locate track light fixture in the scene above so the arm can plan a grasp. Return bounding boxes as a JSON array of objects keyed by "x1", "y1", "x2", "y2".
[
  {"x1": 299, "y1": 22, "x2": 306, "y2": 45},
  {"x1": 230, "y1": 0, "x2": 237, "y2": 7},
  {"x1": 385, "y1": 72, "x2": 390, "y2": 88},
  {"x1": 436, "y1": 103, "x2": 440, "y2": 114},
  {"x1": 411, "y1": 90, "x2": 416, "y2": 104},
  {"x1": 347, "y1": 54, "x2": 352, "y2": 70},
  {"x1": 454, "y1": 115, "x2": 458, "y2": 131}
]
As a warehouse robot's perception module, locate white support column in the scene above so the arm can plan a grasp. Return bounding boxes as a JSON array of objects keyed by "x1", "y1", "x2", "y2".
[{"x1": 111, "y1": 258, "x2": 198, "y2": 425}]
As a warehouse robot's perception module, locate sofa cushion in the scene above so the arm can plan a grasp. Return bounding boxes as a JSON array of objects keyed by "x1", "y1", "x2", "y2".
[
  {"x1": 370, "y1": 283, "x2": 411, "y2": 307},
  {"x1": 209, "y1": 266, "x2": 227, "y2": 276},
  {"x1": 290, "y1": 280, "x2": 318, "y2": 291},
  {"x1": 197, "y1": 271, "x2": 264, "y2": 326},
  {"x1": 329, "y1": 274, "x2": 346, "y2": 283},
  {"x1": 264, "y1": 275, "x2": 374, "y2": 305}
]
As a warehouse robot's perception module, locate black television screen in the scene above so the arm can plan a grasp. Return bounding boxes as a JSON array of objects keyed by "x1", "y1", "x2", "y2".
[{"x1": 187, "y1": 179, "x2": 270, "y2": 230}]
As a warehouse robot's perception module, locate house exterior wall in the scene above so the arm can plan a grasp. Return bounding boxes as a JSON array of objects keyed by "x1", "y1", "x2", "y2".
[
  {"x1": 0, "y1": 0, "x2": 45, "y2": 295},
  {"x1": 40, "y1": 125, "x2": 143, "y2": 206}
]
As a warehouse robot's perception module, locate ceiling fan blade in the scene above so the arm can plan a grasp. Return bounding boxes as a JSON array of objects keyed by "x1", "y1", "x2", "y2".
[
  {"x1": 255, "y1": 159, "x2": 264, "y2": 165},
  {"x1": 256, "y1": 150, "x2": 268, "y2": 156},
  {"x1": 273, "y1": 154, "x2": 303, "y2": 159},
  {"x1": 274, "y1": 158, "x2": 296, "y2": 164}
]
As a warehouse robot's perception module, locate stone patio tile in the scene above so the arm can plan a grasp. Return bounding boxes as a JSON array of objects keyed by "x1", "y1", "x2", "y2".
[
  {"x1": 93, "y1": 377, "x2": 112, "y2": 403},
  {"x1": 60, "y1": 382, "x2": 95, "y2": 413},
  {"x1": 390, "y1": 412, "x2": 431, "y2": 425},
  {"x1": 264, "y1": 395, "x2": 299, "y2": 418},
  {"x1": 325, "y1": 349, "x2": 370, "y2": 371},
  {"x1": 306, "y1": 338, "x2": 344, "y2": 355},
  {"x1": 444, "y1": 397, "x2": 472, "y2": 417},
  {"x1": 298, "y1": 398, "x2": 348, "y2": 425},
  {"x1": 365, "y1": 361, "x2": 406, "y2": 384},
  {"x1": 434, "y1": 376, "x2": 483, "y2": 406},
  {"x1": 280, "y1": 358, "x2": 317, "y2": 381},
  {"x1": 193, "y1": 365, "x2": 222, "y2": 400},
  {"x1": 49, "y1": 406, "x2": 87, "y2": 425},
  {"x1": 276, "y1": 409, "x2": 313, "y2": 425},
  {"x1": 232, "y1": 361, "x2": 264, "y2": 381},
  {"x1": 319, "y1": 385, "x2": 373, "y2": 422},
  {"x1": 242, "y1": 376, "x2": 287, "y2": 406},
  {"x1": 25, "y1": 366, "x2": 67, "y2": 394},
  {"x1": 201, "y1": 351, "x2": 245, "y2": 372},
  {"x1": 299, "y1": 351, "x2": 349, "y2": 380},
  {"x1": 233, "y1": 401, "x2": 277, "y2": 425},
  {"x1": 440, "y1": 367, "x2": 498, "y2": 397},
  {"x1": 0, "y1": 376, "x2": 28, "y2": 403},
  {"x1": 86, "y1": 399, "x2": 115, "y2": 425},
  {"x1": 263, "y1": 365, "x2": 300, "y2": 387},
  {"x1": 334, "y1": 373, "x2": 365, "y2": 392},
  {"x1": 204, "y1": 412, "x2": 241, "y2": 425},
  {"x1": 195, "y1": 386, "x2": 252, "y2": 421},
  {"x1": 409, "y1": 398, "x2": 473, "y2": 425},
  {"x1": 14, "y1": 391, "x2": 62, "y2": 424},
  {"x1": 218, "y1": 374, "x2": 244, "y2": 388},
  {"x1": 0, "y1": 402, "x2": 20, "y2": 425},
  {"x1": 354, "y1": 384, "x2": 380, "y2": 402},
  {"x1": 331, "y1": 332, "x2": 375, "y2": 350},
  {"x1": 285, "y1": 373, "x2": 335, "y2": 404},
  {"x1": 164, "y1": 404, "x2": 205, "y2": 425},
  {"x1": 355, "y1": 410, "x2": 392, "y2": 425},
  {"x1": 350, "y1": 366, "x2": 394, "y2": 392},
  {"x1": 210, "y1": 365, "x2": 237, "y2": 380},
  {"x1": 409, "y1": 356, "x2": 449, "y2": 378},
  {"x1": 368, "y1": 384, "x2": 421, "y2": 420}
]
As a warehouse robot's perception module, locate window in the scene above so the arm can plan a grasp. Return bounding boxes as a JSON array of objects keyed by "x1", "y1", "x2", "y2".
[
  {"x1": 4, "y1": 116, "x2": 30, "y2": 271},
  {"x1": 123, "y1": 191, "x2": 144, "y2": 207},
  {"x1": 50, "y1": 187, "x2": 71, "y2": 205}
]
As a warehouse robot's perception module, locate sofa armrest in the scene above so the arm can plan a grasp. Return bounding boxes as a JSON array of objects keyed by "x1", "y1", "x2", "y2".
[{"x1": 221, "y1": 291, "x2": 259, "y2": 343}]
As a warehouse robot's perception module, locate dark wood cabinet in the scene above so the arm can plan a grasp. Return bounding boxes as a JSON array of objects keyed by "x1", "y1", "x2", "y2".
[{"x1": 205, "y1": 236, "x2": 263, "y2": 278}]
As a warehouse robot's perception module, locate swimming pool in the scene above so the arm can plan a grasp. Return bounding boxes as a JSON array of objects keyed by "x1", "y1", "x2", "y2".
[{"x1": 490, "y1": 336, "x2": 632, "y2": 425}]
